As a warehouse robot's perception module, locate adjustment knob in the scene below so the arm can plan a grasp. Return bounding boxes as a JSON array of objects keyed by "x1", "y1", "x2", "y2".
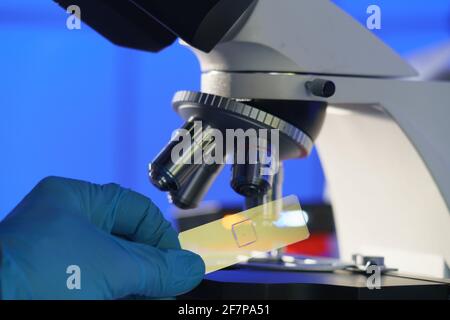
[{"x1": 306, "y1": 79, "x2": 336, "y2": 98}]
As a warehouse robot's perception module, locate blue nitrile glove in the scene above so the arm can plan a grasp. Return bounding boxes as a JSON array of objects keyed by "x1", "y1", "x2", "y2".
[{"x1": 0, "y1": 176, "x2": 205, "y2": 299}]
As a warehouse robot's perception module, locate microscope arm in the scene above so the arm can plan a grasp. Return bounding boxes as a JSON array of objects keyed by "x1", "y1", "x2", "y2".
[{"x1": 190, "y1": 0, "x2": 450, "y2": 276}]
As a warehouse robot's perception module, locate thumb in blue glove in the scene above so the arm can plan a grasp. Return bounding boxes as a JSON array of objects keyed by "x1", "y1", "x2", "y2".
[{"x1": 0, "y1": 176, "x2": 205, "y2": 299}]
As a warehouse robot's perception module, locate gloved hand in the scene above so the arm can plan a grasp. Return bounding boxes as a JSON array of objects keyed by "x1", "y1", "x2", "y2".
[{"x1": 0, "y1": 176, "x2": 205, "y2": 299}]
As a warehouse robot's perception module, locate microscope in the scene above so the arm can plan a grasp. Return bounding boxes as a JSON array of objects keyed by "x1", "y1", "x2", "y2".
[{"x1": 55, "y1": 0, "x2": 450, "y2": 299}]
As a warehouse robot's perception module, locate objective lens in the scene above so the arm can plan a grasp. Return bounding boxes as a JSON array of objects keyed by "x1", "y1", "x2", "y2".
[
  {"x1": 231, "y1": 163, "x2": 273, "y2": 197},
  {"x1": 230, "y1": 138, "x2": 275, "y2": 197},
  {"x1": 149, "y1": 119, "x2": 215, "y2": 192},
  {"x1": 169, "y1": 137, "x2": 225, "y2": 209},
  {"x1": 150, "y1": 121, "x2": 196, "y2": 191},
  {"x1": 169, "y1": 162, "x2": 224, "y2": 209},
  {"x1": 245, "y1": 163, "x2": 283, "y2": 209}
]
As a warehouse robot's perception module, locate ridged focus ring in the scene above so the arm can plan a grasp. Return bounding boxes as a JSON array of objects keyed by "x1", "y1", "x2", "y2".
[{"x1": 172, "y1": 91, "x2": 314, "y2": 158}]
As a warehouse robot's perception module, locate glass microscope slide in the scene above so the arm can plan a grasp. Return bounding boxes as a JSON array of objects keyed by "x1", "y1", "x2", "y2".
[{"x1": 179, "y1": 195, "x2": 310, "y2": 274}]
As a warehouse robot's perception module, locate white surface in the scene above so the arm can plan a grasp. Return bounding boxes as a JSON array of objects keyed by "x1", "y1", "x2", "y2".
[
  {"x1": 189, "y1": 0, "x2": 417, "y2": 77},
  {"x1": 316, "y1": 109, "x2": 450, "y2": 278}
]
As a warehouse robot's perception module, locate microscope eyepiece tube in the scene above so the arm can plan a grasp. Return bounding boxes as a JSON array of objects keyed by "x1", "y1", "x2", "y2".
[{"x1": 149, "y1": 119, "x2": 216, "y2": 192}]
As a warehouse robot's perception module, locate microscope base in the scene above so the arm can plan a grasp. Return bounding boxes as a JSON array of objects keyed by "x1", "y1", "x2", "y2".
[{"x1": 180, "y1": 268, "x2": 449, "y2": 300}]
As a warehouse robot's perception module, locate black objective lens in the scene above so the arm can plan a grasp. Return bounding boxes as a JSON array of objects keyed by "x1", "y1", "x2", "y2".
[
  {"x1": 169, "y1": 136, "x2": 225, "y2": 209},
  {"x1": 150, "y1": 121, "x2": 196, "y2": 191},
  {"x1": 230, "y1": 138, "x2": 275, "y2": 197},
  {"x1": 149, "y1": 120, "x2": 215, "y2": 192},
  {"x1": 231, "y1": 163, "x2": 273, "y2": 197},
  {"x1": 169, "y1": 162, "x2": 224, "y2": 209}
]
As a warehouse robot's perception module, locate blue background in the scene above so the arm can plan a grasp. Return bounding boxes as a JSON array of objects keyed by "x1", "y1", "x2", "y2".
[{"x1": 1, "y1": 1, "x2": 449, "y2": 221}]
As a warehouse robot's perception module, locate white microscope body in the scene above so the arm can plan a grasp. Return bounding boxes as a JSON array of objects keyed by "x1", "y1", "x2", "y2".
[{"x1": 186, "y1": 0, "x2": 450, "y2": 278}]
